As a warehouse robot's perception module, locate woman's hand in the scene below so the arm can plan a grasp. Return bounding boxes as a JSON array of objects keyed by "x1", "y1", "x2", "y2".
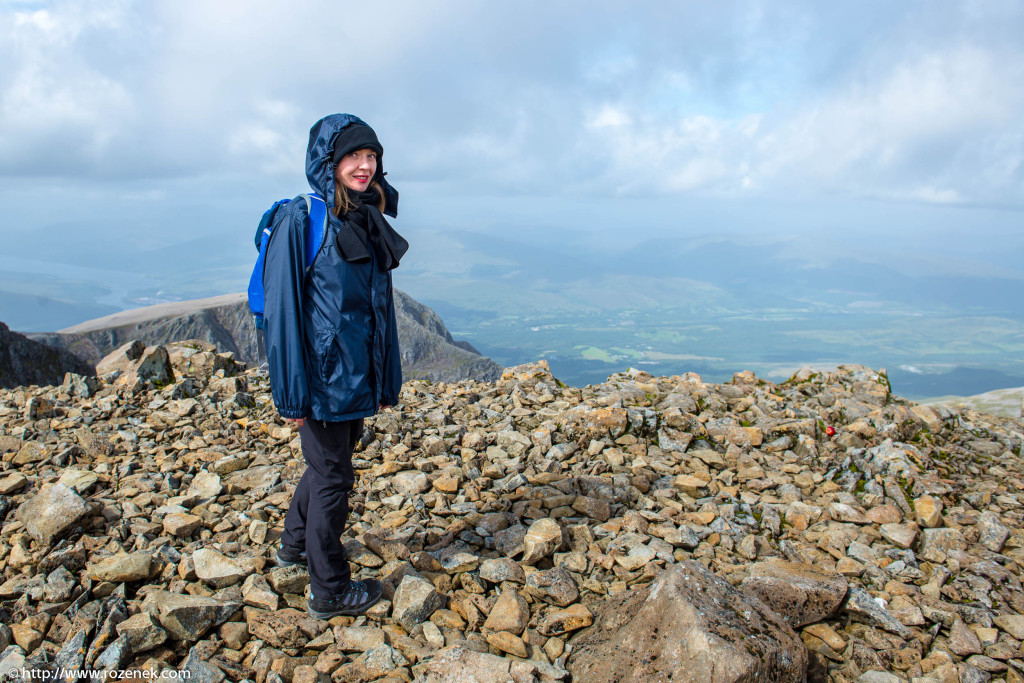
[
  {"x1": 379, "y1": 403, "x2": 392, "y2": 410},
  {"x1": 286, "y1": 417, "x2": 305, "y2": 427}
]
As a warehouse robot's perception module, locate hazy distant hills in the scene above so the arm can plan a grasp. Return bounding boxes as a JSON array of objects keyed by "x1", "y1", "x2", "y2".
[
  {"x1": 924, "y1": 386, "x2": 1024, "y2": 419},
  {"x1": 25, "y1": 290, "x2": 502, "y2": 384},
  {"x1": 401, "y1": 229, "x2": 1024, "y2": 397},
  {"x1": 2, "y1": 220, "x2": 1023, "y2": 397}
]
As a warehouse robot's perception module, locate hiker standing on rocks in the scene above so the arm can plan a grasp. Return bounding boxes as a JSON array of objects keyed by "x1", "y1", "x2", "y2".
[{"x1": 262, "y1": 114, "x2": 408, "y2": 619}]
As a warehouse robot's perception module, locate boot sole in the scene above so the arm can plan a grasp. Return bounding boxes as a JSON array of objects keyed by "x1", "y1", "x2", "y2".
[
  {"x1": 276, "y1": 557, "x2": 307, "y2": 568},
  {"x1": 275, "y1": 551, "x2": 308, "y2": 568}
]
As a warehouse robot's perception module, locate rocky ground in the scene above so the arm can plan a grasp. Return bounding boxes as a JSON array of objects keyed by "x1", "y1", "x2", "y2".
[{"x1": 1, "y1": 340, "x2": 1023, "y2": 683}]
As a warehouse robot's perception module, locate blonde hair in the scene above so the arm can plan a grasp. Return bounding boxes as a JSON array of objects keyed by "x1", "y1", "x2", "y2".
[{"x1": 334, "y1": 181, "x2": 387, "y2": 216}]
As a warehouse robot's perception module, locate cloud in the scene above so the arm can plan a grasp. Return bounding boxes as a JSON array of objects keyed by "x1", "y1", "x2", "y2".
[
  {"x1": 755, "y1": 43, "x2": 1024, "y2": 203},
  {"x1": 0, "y1": 1, "x2": 136, "y2": 175},
  {"x1": 0, "y1": 0, "x2": 1022, "y2": 211}
]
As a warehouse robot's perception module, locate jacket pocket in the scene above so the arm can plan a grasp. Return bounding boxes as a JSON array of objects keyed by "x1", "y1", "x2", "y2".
[{"x1": 314, "y1": 328, "x2": 340, "y2": 385}]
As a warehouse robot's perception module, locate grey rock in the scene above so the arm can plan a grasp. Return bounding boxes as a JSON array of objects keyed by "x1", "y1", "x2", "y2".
[
  {"x1": 567, "y1": 561, "x2": 807, "y2": 683},
  {"x1": 856, "y1": 673, "x2": 902, "y2": 683},
  {"x1": 739, "y1": 559, "x2": 848, "y2": 628},
  {"x1": 141, "y1": 589, "x2": 242, "y2": 641},
  {"x1": 265, "y1": 565, "x2": 310, "y2": 595},
  {"x1": 525, "y1": 567, "x2": 579, "y2": 607},
  {"x1": 919, "y1": 528, "x2": 967, "y2": 563},
  {"x1": 192, "y1": 548, "x2": 249, "y2": 588},
  {"x1": 87, "y1": 552, "x2": 153, "y2": 582},
  {"x1": 392, "y1": 575, "x2": 443, "y2": 630},
  {"x1": 116, "y1": 612, "x2": 168, "y2": 654},
  {"x1": 95, "y1": 339, "x2": 146, "y2": 375},
  {"x1": 58, "y1": 468, "x2": 99, "y2": 494},
  {"x1": 52, "y1": 630, "x2": 88, "y2": 676},
  {"x1": 478, "y1": 558, "x2": 526, "y2": 584},
  {"x1": 223, "y1": 465, "x2": 280, "y2": 493},
  {"x1": 947, "y1": 618, "x2": 983, "y2": 656},
  {"x1": 494, "y1": 524, "x2": 527, "y2": 557},
  {"x1": 179, "y1": 648, "x2": 226, "y2": 683},
  {"x1": 16, "y1": 483, "x2": 90, "y2": 547},
  {"x1": 521, "y1": 518, "x2": 562, "y2": 565},
  {"x1": 185, "y1": 471, "x2": 223, "y2": 505},
  {"x1": 62, "y1": 372, "x2": 101, "y2": 398},
  {"x1": 416, "y1": 644, "x2": 567, "y2": 683},
  {"x1": 44, "y1": 565, "x2": 76, "y2": 603},
  {"x1": 392, "y1": 470, "x2": 429, "y2": 495},
  {"x1": 0, "y1": 645, "x2": 27, "y2": 680},
  {"x1": 241, "y1": 573, "x2": 278, "y2": 611},
  {"x1": 335, "y1": 626, "x2": 387, "y2": 653},
  {"x1": 977, "y1": 512, "x2": 1010, "y2": 552},
  {"x1": 842, "y1": 586, "x2": 913, "y2": 639},
  {"x1": 93, "y1": 634, "x2": 131, "y2": 674},
  {"x1": 958, "y1": 663, "x2": 992, "y2": 683},
  {"x1": 243, "y1": 607, "x2": 323, "y2": 649}
]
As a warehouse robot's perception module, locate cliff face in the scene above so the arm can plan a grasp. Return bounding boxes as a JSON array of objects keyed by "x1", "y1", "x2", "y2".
[
  {"x1": 0, "y1": 322, "x2": 94, "y2": 389},
  {"x1": 392, "y1": 290, "x2": 499, "y2": 382},
  {"x1": 29, "y1": 290, "x2": 502, "y2": 383}
]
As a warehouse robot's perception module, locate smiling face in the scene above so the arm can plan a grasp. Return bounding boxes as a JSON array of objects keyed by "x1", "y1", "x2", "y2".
[{"x1": 334, "y1": 148, "x2": 378, "y2": 192}]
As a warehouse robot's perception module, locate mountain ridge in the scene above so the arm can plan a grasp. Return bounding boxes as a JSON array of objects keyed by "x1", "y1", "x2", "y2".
[{"x1": 22, "y1": 290, "x2": 502, "y2": 384}]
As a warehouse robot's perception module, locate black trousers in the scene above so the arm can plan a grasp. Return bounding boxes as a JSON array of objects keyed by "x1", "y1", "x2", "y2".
[{"x1": 281, "y1": 417, "x2": 363, "y2": 598}]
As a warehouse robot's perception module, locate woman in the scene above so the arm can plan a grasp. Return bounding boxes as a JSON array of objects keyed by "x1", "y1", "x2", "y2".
[{"x1": 262, "y1": 114, "x2": 408, "y2": 619}]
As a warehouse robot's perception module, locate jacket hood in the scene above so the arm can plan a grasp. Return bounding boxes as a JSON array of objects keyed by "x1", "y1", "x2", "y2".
[{"x1": 306, "y1": 114, "x2": 399, "y2": 218}]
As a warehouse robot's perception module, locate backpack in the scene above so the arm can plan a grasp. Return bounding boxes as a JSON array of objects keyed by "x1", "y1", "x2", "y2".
[{"x1": 247, "y1": 192, "x2": 328, "y2": 330}]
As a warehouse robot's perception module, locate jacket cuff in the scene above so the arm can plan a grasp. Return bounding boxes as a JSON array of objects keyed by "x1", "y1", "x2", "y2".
[{"x1": 278, "y1": 407, "x2": 308, "y2": 419}]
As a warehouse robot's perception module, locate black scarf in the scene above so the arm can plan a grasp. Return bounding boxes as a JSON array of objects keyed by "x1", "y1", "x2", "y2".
[{"x1": 335, "y1": 189, "x2": 408, "y2": 271}]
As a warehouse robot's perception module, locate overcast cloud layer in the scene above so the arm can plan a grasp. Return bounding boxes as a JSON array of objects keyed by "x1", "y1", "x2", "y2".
[{"x1": 2, "y1": 0, "x2": 1023, "y2": 208}]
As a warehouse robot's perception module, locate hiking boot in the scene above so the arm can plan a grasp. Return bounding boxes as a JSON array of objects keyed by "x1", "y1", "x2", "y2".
[
  {"x1": 276, "y1": 545, "x2": 307, "y2": 567},
  {"x1": 307, "y1": 579, "x2": 383, "y2": 619}
]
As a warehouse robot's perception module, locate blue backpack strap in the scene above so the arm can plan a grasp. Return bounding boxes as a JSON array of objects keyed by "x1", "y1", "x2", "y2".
[
  {"x1": 248, "y1": 192, "x2": 327, "y2": 332},
  {"x1": 253, "y1": 198, "x2": 292, "y2": 250},
  {"x1": 248, "y1": 197, "x2": 296, "y2": 328},
  {"x1": 301, "y1": 192, "x2": 328, "y2": 271},
  {"x1": 248, "y1": 225, "x2": 275, "y2": 328}
]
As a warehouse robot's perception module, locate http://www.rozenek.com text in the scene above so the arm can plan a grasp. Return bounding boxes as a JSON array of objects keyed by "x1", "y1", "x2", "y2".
[{"x1": 5, "y1": 669, "x2": 192, "y2": 681}]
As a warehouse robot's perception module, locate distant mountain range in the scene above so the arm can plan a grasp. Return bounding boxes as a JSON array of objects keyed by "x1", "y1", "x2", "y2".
[
  {"x1": 9, "y1": 290, "x2": 501, "y2": 387},
  {"x1": 3, "y1": 223, "x2": 1022, "y2": 398}
]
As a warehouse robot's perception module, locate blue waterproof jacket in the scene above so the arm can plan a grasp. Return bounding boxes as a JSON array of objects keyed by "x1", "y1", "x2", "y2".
[{"x1": 263, "y1": 114, "x2": 402, "y2": 421}]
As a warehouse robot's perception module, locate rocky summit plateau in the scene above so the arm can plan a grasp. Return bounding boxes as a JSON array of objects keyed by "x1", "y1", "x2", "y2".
[{"x1": 1, "y1": 340, "x2": 1023, "y2": 683}]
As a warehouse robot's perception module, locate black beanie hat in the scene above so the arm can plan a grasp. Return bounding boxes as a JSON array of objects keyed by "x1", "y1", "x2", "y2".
[{"x1": 331, "y1": 123, "x2": 383, "y2": 165}]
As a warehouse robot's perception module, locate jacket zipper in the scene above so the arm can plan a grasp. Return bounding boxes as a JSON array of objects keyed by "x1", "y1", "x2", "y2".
[{"x1": 370, "y1": 252, "x2": 381, "y2": 406}]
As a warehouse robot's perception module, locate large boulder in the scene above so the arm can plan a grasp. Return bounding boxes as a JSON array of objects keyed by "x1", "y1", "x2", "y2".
[
  {"x1": 96, "y1": 339, "x2": 146, "y2": 376},
  {"x1": 567, "y1": 560, "x2": 807, "y2": 683},
  {"x1": 117, "y1": 345, "x2": 175, "y2": 390}
]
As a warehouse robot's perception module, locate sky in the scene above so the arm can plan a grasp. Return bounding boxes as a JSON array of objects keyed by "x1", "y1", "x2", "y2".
[{"x1": 1, "y1": 0, "x2": 1023, "y2": 306}]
